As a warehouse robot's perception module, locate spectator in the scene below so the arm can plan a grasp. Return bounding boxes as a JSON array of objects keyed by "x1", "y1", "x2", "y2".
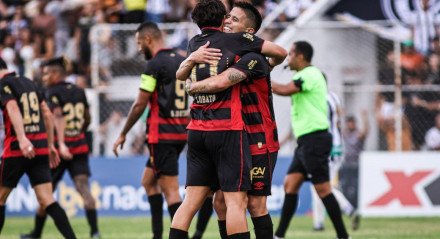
[
  {"x1": 426, "y1": 53, "x2": 440, "y2": 84},
  {"x1": 425, "y1": 113, "x2": 440, "y2": 150},
  {"x1": 340, "y1": 110, "x2": 369, "y2": 209},
  {"x1": 400, "y1": 40, "x2": 425, "y2": 74},
  {"x1": 122, "y1": 0, "x2": 146, "y2": 23},
  {"x1": 145, "y1": 0, "x2": 170, "y2": 23},
  {"x1": 31, "y1": 0, "x2": 55, "y2": 61},
  {"x1": 411, "y1": 0, "x2": 437, "y2": 55}
]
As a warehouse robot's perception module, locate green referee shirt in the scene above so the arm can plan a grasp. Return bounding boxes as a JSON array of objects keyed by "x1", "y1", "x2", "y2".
[{"x1": 290, "y1": 66, "x2": 329, "y2": 138}]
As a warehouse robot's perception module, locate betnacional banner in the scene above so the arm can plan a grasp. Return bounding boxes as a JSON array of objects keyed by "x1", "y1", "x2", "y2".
[
  {"x1": 360, "y1": 152, "x2": 440, "y2": 217},
  {"x1": 6, "y1": 155, "x2": 312, "y2": 217}
]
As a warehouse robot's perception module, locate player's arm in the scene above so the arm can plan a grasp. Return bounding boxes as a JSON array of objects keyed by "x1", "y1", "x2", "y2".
[
  {"x1": 41, "y1": 100, "x2": 60, "y2": 168},
  {"x1": 113, "y1": 74, "x2": 153, "y2": 157},
  {"x1": 176, "y1": 41, "x2": 222, "y2": 81},
  {"x1": 5, "y1": 100, "x2": 35, "y2": 159},
  {"x1": 52, "y1": 105, "x2": 72, "y2": 160},
  {"x1": 272, "y1": 80, "x2": 301, "y2": 96},
  {"x1": 82, "y1": 107, "x2": 91, "y2": 133},
  {"x1": 261, "y1": 41, "x2": 288, "y2": 67},
  {"x1": 185, "y1": 68, "x2": 247, "y2": 95}
]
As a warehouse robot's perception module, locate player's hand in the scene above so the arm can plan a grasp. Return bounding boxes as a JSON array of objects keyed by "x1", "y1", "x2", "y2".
[
  {"x1": 185, "y1": 79, "x2": 194, "y2": 96},
  {"x1": 113, "y1": 134, "x2": 126, "y2": 157},
  {"x1": 189, "y1": 41, "x2": 222, "y2": 65},
  {"x1": 48, "y1": 145, "x2": 60, "y2": 169},
  {"x1": 58, "y1": 143, "x2": 73, "y2": 160},
  {"x1": 18, "y1": 136, "x2": 35, "y2": 159}
]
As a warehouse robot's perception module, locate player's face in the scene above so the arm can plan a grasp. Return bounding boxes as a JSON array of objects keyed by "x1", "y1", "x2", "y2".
[
  {"x1": 135, "y1": 32, "x2": 153, "y2": 60},
  {"x1": 224, "y1": 7, "x2": 253, "y2": 34},
  {"x1": 41, "y1": 66, "x2": 55, "y2": 86}
]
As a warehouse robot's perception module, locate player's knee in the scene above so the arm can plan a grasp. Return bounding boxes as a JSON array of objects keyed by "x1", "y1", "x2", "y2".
[
  {"x1": 213, "y1": 196, "x2": 226, "y2": 217},
  {"x1": 224, "y1": 193, "x2": 248, "y2": 211},
  {"x1": 36, "y1": 194, "x2": 55, "y2": 208},
  {"x1": 247, "y1": 196, "x2": 267, "y2": 217}
]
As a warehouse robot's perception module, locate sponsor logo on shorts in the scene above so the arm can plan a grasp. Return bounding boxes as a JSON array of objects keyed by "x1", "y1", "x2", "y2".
[
  {"x1": 253, "y1": 182, "x2": 265, "y2": 190},
  {"x1": 251, "y1": 167, "x2": 266, "y2": 179}
]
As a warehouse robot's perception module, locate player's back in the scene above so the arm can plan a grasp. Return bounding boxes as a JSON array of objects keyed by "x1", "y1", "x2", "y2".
[
  {"x1": 0, "y1": 72, "x2": 48, "y2": 157},
  {"x1": 46, "y1": 82, "x2": 89, "y2": 154},
  {"x1": 187, "y1": 29, "x2": 264, "y2": 131},
  {"x1": 145, "y1": 48, "x2": 189, "y2": 144}
]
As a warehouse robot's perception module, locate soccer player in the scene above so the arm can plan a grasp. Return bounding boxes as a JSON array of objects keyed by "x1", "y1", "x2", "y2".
[
  {"x1": 112, "y1": 22, "x2": 189, "y2": 239},
  {"x1": 271, "y1": 41, "x2": 350, "y2": 239},
  {"x1": 0, "y1": 58, "x2": 76, "y2": 239},
  {"x1": 169, "y1": 1, "x2": 286, "y2": 238},
  {"x1": 184, "y1": 2, "x2": 279, "y2": 238},
  {"x1": 311, "y1": 89, "x2": 357, "y2": 231},
  {"x1": 21, "y1": 57, "x2": 99, "y2": 239}
]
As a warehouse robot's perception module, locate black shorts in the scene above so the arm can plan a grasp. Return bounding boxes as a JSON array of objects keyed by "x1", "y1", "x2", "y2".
[
  {"x1": 287, "y1": 130, "x2": 332, "y2": 184},
  {"x1": 52, "y1": 154, "x2": 91, "y2": 187},
  {"x1": 186, "y1": 130, "x2": 251, "y2": 192},
  {"x1": 0, "y1": 155, "x2": 52, "y2": 188},
  {"x1": 146, "y1": 143, "x2": 185, "y2": 178},
  {"x1": 249, "y1": 151, "x2": 278, "y2": 196}
]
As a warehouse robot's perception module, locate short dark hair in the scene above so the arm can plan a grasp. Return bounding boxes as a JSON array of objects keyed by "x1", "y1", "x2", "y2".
[
  {"x1": 0, "y1": 58, "x2": 6, "y2": 70},
  {"x1": 136, "y1": 21, "x2": 162, "y2": 39},
  {"x1": 234, "y1": 1, "x2": 262, "y2": 33},
  {"x1": 192, "y1": 0, "x2": 227, "y2": 29},
  {"x1": 346, "y1": 115, "x2": 356, "y2": 122},
  {"x1": 294, "y1": 41, "x2": 314, "y2": 63},
  {"x1": 42, "y1": 57, "x2": 66, "y2": 74}
]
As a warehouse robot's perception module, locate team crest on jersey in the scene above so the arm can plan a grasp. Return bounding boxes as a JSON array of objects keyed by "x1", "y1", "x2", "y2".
[
  {"x1": 51, "y1": 96, "x2": 59, "y2": 104},
  {"x1": 3, "y1": 85, "x2": 11, "y2": 94},
  {"x1": 242, "y1": 33, "x2": 254, "y2": 41}
]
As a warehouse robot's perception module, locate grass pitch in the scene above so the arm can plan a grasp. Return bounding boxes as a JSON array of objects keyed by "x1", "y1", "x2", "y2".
[{"x1": 2, "y1": 216, "x2": 440, "y2": 238}]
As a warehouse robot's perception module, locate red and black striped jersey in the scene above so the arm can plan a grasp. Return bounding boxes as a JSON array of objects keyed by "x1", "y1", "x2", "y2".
[
  {"x1": 142, "y1": 48, "x2": 189, "y2": 144},
  {"x1": 0, "y1": 72, "x2": 48, "y2": 158},
  {"x1": 186, "y1": 28, "x2": 264, "y2": 131},
  {"x1": 231, "y1": 52, "x2": 279, "y2": 155},
  {"x1": 46, "y1": 82, "x2": 89, "y2": 155}
]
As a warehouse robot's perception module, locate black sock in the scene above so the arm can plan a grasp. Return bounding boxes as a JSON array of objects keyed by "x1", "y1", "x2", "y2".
[
  {"x1": 228, "y1": 231, "x2": 250, "y2": 239},
  {"x1": 218, "y1": 220, "x2": 227, "y2": 239},
  {"x1": 0, "y1": 205, "x2": 5, "y2": 233},
  {"x1": 169, "y1": 228, "x2": 189, "y2": 239},
  {"x1": 192, "y1": 197, "x2": 213, "y2": 239},
  {"x1": 252, "y1": 214, "x2": 273, "y2": 239},
  {"x1": 31, "y1": 213, "x2": 47, "y2": 237},
  {"x1": 45, "y1": 202, "x2": 76, "y2": 239},
  {"x1": 85, "y1": 209, "x2": 99, "y2": 235},
  {"x1": 168, "y1": 202, "x2": 181, "y2": 219},
  {"x1": 322, "y1": 193, "x2": 349, "y2": 239},
  {"x1": 148, "y1": 194, "x2": 164, "y2": 239},
  {"x1": 275, "y1": 193, "x2": 298, "y2": 238}
]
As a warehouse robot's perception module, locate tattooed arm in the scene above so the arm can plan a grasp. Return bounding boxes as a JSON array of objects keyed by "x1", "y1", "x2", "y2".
[{"x1": 185, "y1": 68, "x2": 247, "y2": 95}]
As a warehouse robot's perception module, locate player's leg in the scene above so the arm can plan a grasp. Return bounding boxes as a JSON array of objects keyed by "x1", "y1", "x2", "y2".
[
  {"x1": 21, "y1": 160, "x2": 67, "y2": 239},
  {"x1": 152, "y1": 144, "x2": 184, "y2": 220},
  {"x1": 213, "y1": 191, "x2": 227, "y2": 239},
  {"x1": 29, "y1": 156, "x2": 76, "y2": 239},
  {"x1": 0, "y1": 186, "x2": 13, "y2": 233},
  {"x1": 141, "y1": 167, "x2": 163, "y2": 239},
  {"x1": 311, "y1": 185, "x2": 326, "y2": 231},
  {"x1": 170, "y1": 130, "x2": 213, "y2": 239},
  {"x1": 274, "y1": 173, "x2": 304, "y2": 239},
  {"x1": 70, "y1": 154, "x2": 99, "y2": 238},
  {"x1": 170, "y1": 186, "x2": 210, "y2": 239},
  {"x1": 247, "y1": 152, "x2": 277, "y2": 239},
  {"x1": 307, "y1": 132, "x2": 349, "y2": 239},
  {"x1": 274, "y1": 145, "x2": 305, "y2": 239},
  {"x1": 191, "y1": 193, "x2": 214, "y2": 239}
]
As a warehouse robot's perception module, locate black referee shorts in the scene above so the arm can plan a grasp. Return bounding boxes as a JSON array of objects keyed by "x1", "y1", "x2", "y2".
[
  {"x1": 186, "y1": 130, "x2": 252, "y2": 192},
  {"x1": 287, "y1": 130, "x2": 332, "y2": 184}
]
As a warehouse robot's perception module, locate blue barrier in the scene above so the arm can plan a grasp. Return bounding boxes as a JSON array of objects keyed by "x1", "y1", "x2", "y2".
[{"x1": 6, "y1": 155, "x2": 312, "y2": 216}]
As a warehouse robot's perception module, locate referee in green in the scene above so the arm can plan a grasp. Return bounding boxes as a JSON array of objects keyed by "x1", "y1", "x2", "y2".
[{"x1": 272, "y1": 41, "x2": 349, "y2": 239}]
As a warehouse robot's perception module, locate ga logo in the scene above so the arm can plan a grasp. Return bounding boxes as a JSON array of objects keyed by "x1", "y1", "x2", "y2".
[{"x1": 251, "y1": 167, "x2": 266, "y2": 179}]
